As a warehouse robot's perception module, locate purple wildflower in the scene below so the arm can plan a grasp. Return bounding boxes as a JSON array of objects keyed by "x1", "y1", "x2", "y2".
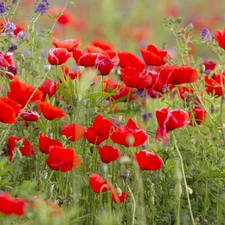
[
  {"x1": 8, "y1": 45, "x2": 17, "y2": 52},
  {"x1": 0, "y1": 2, "x2": 7, "y2": 15},
  {"x1": 142, "y1": 112, "x2": 152, "y2": 122},
  {"x1": 12, "y1": 0, "x2": 18, "y2": 4},
  {"x1": 17, "y1": 31, "x2": 27, "y2": 41},
  {"x1": 34, "y1": 0, "x2": 49, "y2": 16},
  {"x1": 200, "y1": 28, "x2": 213, "y2": 43},
  {"x1": 4, "y1": 22, "x2": 16, "y2": 36}
]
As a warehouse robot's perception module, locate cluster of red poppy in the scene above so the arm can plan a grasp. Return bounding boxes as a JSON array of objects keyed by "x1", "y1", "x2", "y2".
[{"x1": 1, "y1": 18, "x2": 225, "y2": 216}]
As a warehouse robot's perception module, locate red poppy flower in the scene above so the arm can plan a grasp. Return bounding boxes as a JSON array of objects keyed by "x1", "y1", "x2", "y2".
[
  {"x1": 0, "y1": 52, "x2": 16, "y2": 68},
  {"x1": 118, "y1": 51, "x2": 145, "y2": 72},
  {"x1": 89, "y1": 174, "x2": 111, "y2": 193},
  {"x1": 155, "y1": 108, "x2": 189, "y2": 142},
  {"x1": 202, "y1": 60, "x2": 216, "y2": 71},
  {"x1": 52, "y1": 38, "x2": 80, "y2": 52},
  {"x1": 111, "y1": 189, "x2": 129, "y2": 203},
  {"x1": 38, "y1": 102, "x2": 66, "y2": 120},
  {"x1": 104, "y1": 81, "x2": 135, "y2": 102},
  {"x1": 159, "y1": 65, "x2": 198, "y2": 86},
  {"x1": 61, "y1": 64, "x2": 81, "y2": 80},
  {"x1": 39, "y1": 79, "x2": 58, "y2": 101},
  {"x1": 7, "y1": 136, "x2": 35, "y2": 161},
  {"x1": 140, "y1": 45, "x2": 171, "y2": 66},
  {"x1": 110, "y1": 119, "x2": 148, "y2": 147},
  {"x1": 0, "y1": 97, "x2": 21, "y2": 124},
  {"x1": 189, "y1": 107, "x2": 207, "y2": 125},
  {"x1": 95, "y1": 54, "x2": 119, "y2": 75},
  {"x1": 8, "y1": 77, "x2": 43, "y2": 108},
  {"x1": 90, "y1": 39, "x2": 114, "y2": 51},
  {"x1": 204, "y1": 72, "x2": 225, "y2": 97},
  {"x1": 0, "y1": 52, "x2": 17, "y2": 79},
  {"x1": 48, "y1": 48, "x2": 72, "y2": 65},
  {"x1": 121, "y1": 67, "x2": 152, "y2": 89},
  {"x1": 0, "y1": 192, "x2": 26, "y2": 216},
  {"x1": 20, "y1": 110, "x2": 40, "y2": 121},
  {"x1": 46, "y1": 146, "x2": 82, "y2": 172},
  {"x1": 49, "y1": 6, "x2": 75, "y2": 26},
  {"x1": 85, "y1": 115, "x2": 114, "y2": 145},
  {"x1": 98, "y1": 145, "x2": 120, "y2": 163},
  {"x1": 38, "y1": 132, "x2": 62, "y2": 154},
  {"x1": 74, "y1": 45, "x2": 106, "y2": 67},
  {"x1": 61, "y1": 123, "x2": 85, "y2": 142},
  {"x1": 214, "y1": 28, "x2": 225, "y2": 50},
  {"x1": 134, "y1": 150, "x2": 163, "y2": 171}
]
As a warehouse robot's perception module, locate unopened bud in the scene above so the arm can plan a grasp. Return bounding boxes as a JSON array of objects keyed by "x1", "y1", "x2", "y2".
[
  {"x1": 44, "y1": 64, "x2": 51, "y2": 72},
  {"x1": 175, "y1": 17, "x2": 182, "y2": 24},
  {"x1": 175, "y1": 183, "x2": 182, "y2": 200}
]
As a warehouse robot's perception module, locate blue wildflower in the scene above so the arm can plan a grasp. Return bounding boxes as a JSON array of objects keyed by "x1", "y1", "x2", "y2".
[
  {"x1": 200, "y1": 28, "x2": 213, "y2": 43},
  {"x1": 34, "y1": 0, "x2": 49, "y2": 16},
  {"x1": 0, "y1": 2, "x2": 7, "y2": 15},
  {"x1": 4, "y1": 22, "x2": 16, "y2": 36}
]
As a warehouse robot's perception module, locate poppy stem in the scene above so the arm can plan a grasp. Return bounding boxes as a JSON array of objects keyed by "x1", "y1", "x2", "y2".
[
  {"x1": 100, "y1": 76, "x2": 104, "y2": 114},
  {"x1": 127, "y1": 183, "x2": 136, "y2": 225},
  {"x1": 172, "y1": 132, "x2": 196, "y2": 225}
]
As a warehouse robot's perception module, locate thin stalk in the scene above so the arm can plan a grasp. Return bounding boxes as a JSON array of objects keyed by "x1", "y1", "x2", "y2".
[
  {"x1": 127, "y1": 184, "x2": 136, "y2": 225},
  {"x1": 172, "y1": 132, "x2": 196, "y2": 225}
]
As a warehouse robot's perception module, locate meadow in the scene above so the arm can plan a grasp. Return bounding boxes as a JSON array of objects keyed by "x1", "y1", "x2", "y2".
[{"x1": 0, "y1": 0, "x2": 225, "y2": 224}]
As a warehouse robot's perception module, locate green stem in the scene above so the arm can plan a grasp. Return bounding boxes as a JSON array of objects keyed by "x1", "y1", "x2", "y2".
[
  {"x1": 172, "y1": 132, "x2": 196, "y2": 225},
  {"x1": 127, "y1": 184, "x2": 136, "y2": 225}
]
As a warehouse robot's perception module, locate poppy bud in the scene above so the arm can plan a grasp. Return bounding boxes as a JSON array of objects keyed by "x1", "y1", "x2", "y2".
[
  {"x1": 44, "y1": 64, "x2": 51, "y2": 72},
  {"x1": 175, "y1": 183, "x2": 182, "y2": 200}
]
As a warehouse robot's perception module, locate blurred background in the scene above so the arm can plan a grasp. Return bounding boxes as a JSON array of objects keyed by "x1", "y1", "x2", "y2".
[{"x1": 14, "y1": 0, "x2": 225, "y2": 58}]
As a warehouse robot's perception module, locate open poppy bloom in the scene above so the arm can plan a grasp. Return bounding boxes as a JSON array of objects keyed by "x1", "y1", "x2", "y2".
[
  {"x1": 39, "y1": 79, "x2": 58, "y2": 101},
  {"x1": 90, "y1": 39, "x2": 114, "y2": 51},
  {"x1": 140, "y1": 44, "x2": 171, "y2": 66},
  {"x1": 104, "y1": 79, "x2": 135, "y2": 101},
  {"x1": 204, "y1": 72, "x2": 225, "y2": 97},
  {"x1": 46, "y1": 146, "x2": 82, "y2": 172},
  {"x1": 189, "y1": 107, "x2": 207, "y2": 125},
  {"x1": 214, "y1": 28, "x2": 225, "y2": 50},
  {"x1": 48, "y1": 48, "x2": 72, "y2": 65},
  {"x1": 202, "y1": 60, "x2": 216, "y2": 71},
  {"x1": 121, "y1": 67, "x2": 152, "y2": 89},
  {"x1": 134, "y1": 150, "x2": 163, "y2": 171},
  {"x1": 89, "y1": 174, "x2": 111, "y2": 193},
  {"x1": 38, "y1": 132, "x2": 63, "y2": 154},
  {"x1": 95, "y1": 53, "x2": 119, "y2": 75},
  {"x1": 159, "y1": 65, "x2": 198, "y2": 86},
  {"x1": 110, "y1": 118, "x2": 148, "y2": 147},
  {"x1": 61, "y1": 64, "x2": 81, "y2": 80},
  {"x1": 0, "y1": 192, "x2": 26, "y2": 216},
  {"x1": 98, "y1": 145, "x2": 120, "y2": 163},
  {"x1": 118, "y1": 51, "x2": 145, "y2": 72},
  {"x1": 8, "y1": 77, "x2": 43, "y2": 108},
  {"x1": 7, "y1": 136, "x2": 35, "y2": 161},
  {"x1": 52, "y1": 38, "x2": 80, "y2": 52},
  {"x1": 85, "y1": 115, "x2": 114, "y2": 145},
  {"x1": 61, "y1": 123, "x2": 85, "y2": 142},
  {"x1": 177, "y1": 86, "x2": 203, "y2": 106},
  {"x1": 155, "y1": 108, "x2": 189, "y2": 142},
  {"x1": 0, "y1": 51, "x2": 17, "y2": 79},
  {"x1": 111, "y1": 189, "x2": 129, "y2": 203},
  {"x1": 20, "y1": 110, "x2": 40, "y2": 121},
  {"x1": 49, "y1": 6, "x2": 75, "y2": 26},
  {"x1": 0, "y1": 97, "x2": 21, "y2": 124},
  {"x1": 73, "y1": 45, "x2": 107, "y2": 67},
  {"x1": 38, "y1": 101, "x2": 66, "y2": 120}
]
